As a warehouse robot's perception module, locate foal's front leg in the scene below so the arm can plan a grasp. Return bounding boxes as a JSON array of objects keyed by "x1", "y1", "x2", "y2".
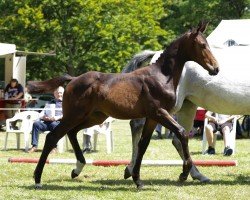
[
  {"x1": 175, "y1": 101, "x2": 210, "y2": 182},
  {"x1": 34, "y1": 123, "x2": 68, "y2": 189},
  {"x1": 155, "y1": 108, "x2": 193, "y2": 182},
  {"x1": 132, "y1": 118, "x2": 157, "y2": 188}
]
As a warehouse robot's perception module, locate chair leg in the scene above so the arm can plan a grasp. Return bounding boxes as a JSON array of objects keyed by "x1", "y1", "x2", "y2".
[
  {"x1": 93, "y1": 133, "x2": 98, "y2": 151},
  {"x1": 212, "y1": 133, "x2": 217, "y2": 150},
  {"x1": 4, "y1": 132, "x2": 9, "y2": 150},
  {"x1": 229, "y1": 119, "x2": 237, "y2": 155},
  {"x1": 231, "y1": 132, "x2": 236, "y2": 155},
  {"x1": 16, "y1": 133, "x2": 20, "y2": 149},
  {"x1": 65, "y1": 135, "x2": 69, "y2": 151},
  {"x1": 23, "y1": 132, "x2": 30, "y2": 152},
  {"x1": 202, "y1": 129, "x2": 207, "y2": 154},
  {"x1": 110, "y1": 130, "x2": 114, "y2": 152},
  {"x1": 106, "y1": 131, "x2": 113, "y2": 154},
  {"x1": 226, "y1": 130, "x2": 236, "y2": 155},
  {"x1": 57, "y1": 137, "x2": 64, "y2": 153}
]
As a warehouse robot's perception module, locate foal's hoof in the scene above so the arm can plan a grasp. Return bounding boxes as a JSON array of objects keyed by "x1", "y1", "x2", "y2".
[
  {"x1": 34, "y1": 183, "x2": 42, "y2": 189},
  {"x1": 71, "y1": 169, "x2": 79, "y2": 179},
  {"x1": 179, "y1": 173, "x2": 188, "y2": 182},
  {"x1": 124, "y1": 166, "x2": 132, "y2": 179}
]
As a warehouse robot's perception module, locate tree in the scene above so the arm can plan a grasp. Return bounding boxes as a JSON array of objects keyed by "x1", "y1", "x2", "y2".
[
  {"x1": 160, "y1": 0, "x2": 250, "y2": 40},
  {"x1": 0, "y1": 0, "x2": 167, "y2": 80}
]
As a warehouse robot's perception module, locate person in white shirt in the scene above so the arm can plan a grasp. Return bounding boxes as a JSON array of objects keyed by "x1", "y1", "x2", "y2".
[{"x1": 28, "y1": 86, "x2": 64, "y2": 153}]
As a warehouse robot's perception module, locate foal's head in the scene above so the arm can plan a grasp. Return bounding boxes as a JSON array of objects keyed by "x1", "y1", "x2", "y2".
[{"x1": 181, "y1": 21, "x2": 219, "y2": 75}]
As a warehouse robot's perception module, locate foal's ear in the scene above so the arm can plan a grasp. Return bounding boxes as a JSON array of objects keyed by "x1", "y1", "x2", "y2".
[
  {"x1": 191, "y1": 20, "x2": 209, "y2": 38},
  {"x1": 197, "y1": 20, "x2": 209, "y2": 33}
]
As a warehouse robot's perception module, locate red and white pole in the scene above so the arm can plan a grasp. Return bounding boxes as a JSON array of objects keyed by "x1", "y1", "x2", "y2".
[{"x1": 8, "y1": 158, "x2": 237, "y2": 167}]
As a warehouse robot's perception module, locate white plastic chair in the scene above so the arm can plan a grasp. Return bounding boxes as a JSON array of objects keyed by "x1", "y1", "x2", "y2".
[
  {"x1": 202, "y1": 117, "x2": 237, "y2": 154},
  {"x1": 83, "y1": 117, "x2": 114, "y2": 153},
  {"x1": 43, "y1": 131, "x2": 69, "y2": 153},
  {"x1": 4, "y1": 111, "x2": 40, "y2": 152},
  {"x1": 4, "y1": 110, "x2": 68, "y2": 153}
]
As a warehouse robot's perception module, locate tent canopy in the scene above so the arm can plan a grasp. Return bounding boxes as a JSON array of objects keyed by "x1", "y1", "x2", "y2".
[
  {"x1": 0, "y1": 43, "x2": 16, "y2": 57},
  {"x1": 207, "y1": 19, "x2": 250, "y2": 79},
  {"x1": 207, "y1": 19, "x2": 250, "y2": 48}
]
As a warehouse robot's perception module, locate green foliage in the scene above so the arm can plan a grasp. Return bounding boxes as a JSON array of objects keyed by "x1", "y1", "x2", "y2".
[
  {"x1": 160, "y1": 0, "x2": 250, "y2": 38},
  {"x1": 0, "y1": 0, "x2": 249, "y2": 80},
  {"x1": 0, "y1": 0, "x2": 166, "y2": 79}
]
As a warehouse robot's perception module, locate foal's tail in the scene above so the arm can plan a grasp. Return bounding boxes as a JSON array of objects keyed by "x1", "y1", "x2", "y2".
[
  {"x1": 27, "y1": 74, "x2": 75, "y2": 93},
  {"x1": 122, "y1": 50, "x2": 158, "y2": 73}
]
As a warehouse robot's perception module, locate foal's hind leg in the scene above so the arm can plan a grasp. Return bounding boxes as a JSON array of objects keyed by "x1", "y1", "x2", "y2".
[
  {"x1": 68, "y1": 113, "x2": 108, "y2": 179},
  {"x1": 132, "y1": 118, "x2": 157, "y2": 188},
  {"x1": 175, "y1": 100, "x2": 210, "y2": 182},
  {"x1": 67, "y1": 127, "x2": 86, "y2": 179}
]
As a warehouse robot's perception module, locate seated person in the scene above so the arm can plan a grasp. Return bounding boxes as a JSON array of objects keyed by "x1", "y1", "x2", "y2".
[
  {"x1": 205, "y1": 111, "x2": 236, "y2": 156},
  {"x1": 4, "y1": 78, "x2": 24, "y2": 128},
  {"x1": 28, "y1": 86, "x2": 64, "y2": 153},
  {"x1": 83, "y1": 133, "x2": 92, "y2": 153}
]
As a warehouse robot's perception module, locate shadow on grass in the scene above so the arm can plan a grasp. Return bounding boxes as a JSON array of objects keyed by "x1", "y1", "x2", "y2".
[
  {"x1": 19, "y1": 174, "x2": 250, "y2": 192},
  {"x1": 19, "y1": 178, "x2": 149, "y2": 192},
  {"x1": 92, "y1": 175, "x2": 250, "y2": 187}
]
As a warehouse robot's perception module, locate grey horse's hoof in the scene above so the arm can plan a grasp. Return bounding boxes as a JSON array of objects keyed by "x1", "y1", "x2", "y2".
[
  {"x1": 136, "y1": 181, "x2": 144, "y2": 190},
  {"x1": 192, "y1": 175, "x2": 211, "y2": 183},
  {"x1": 124, "y1": 166, "x2": 132, "y2": 179},
  {"x1": 34, "y1": 183, "x2": 42, "y2": 189},
  {"x1": 71, "y1": 169, "x2": 79, "y2": 179},
  {"x1": 132, "y1": 176, "x2": 144, "y2": 189}
]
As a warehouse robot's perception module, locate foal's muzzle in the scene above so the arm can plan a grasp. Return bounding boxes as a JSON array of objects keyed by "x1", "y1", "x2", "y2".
[{"x1": 209, "y1": 67, "x2": 219, "y2": 76}]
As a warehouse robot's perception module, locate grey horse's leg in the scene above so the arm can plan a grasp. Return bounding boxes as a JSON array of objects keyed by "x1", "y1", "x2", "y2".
[
  {"x1": 124, "y1": 118, "x2": 145, "y2": 179},
  {"x1": 175, "y1": 100, "x2": 210, "y2": 182}
]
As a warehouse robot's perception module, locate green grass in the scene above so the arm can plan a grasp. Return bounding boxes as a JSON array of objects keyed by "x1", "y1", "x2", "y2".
[{"x1": 0, "y1": 120, "x2": 249, "y2": 200}]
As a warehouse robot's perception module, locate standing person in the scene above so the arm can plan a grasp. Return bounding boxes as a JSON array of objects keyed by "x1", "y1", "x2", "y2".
[
  {"x1": 83, "y1": 131, "x2": 92, "y2": 153},
  {"x1": 28, "y1": 86, "x2": 64, "y2": 153},
  {"x1": 4, "y1": 78, "x2": 24, "y2": 128},
  {"x1": 204, "y1": 111, "x2": 236, "y2": 156},
  {"x1": 155, "y1": 124, "x2": 163, "y2": 139}
]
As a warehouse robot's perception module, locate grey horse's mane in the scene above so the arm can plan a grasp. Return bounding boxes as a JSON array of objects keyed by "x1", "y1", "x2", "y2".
[{"x1": 122, "y1": 50, "x2": 157, "y2": 73}]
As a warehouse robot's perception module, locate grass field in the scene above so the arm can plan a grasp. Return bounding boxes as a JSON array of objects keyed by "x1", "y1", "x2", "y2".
[{"x1": 0, "y1": 119, "x2": 249, "y2": 200}]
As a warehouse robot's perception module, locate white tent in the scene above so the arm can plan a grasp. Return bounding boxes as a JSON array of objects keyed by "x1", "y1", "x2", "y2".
[
  {"x1": 207, "y1": 19, "x2": 250, "y2": 47},
  {"x1": 0, "y1": 43, "x2": 16, "y2": 57},
  {"x1": 0, "y1": 42, "x2": 26, "y2": 88},
  {"x1": 207, "y1": 19, "x2": 250, "y2": 78},
  {"x1": 0, "y1": 43, "x2": 55, "y2": 88}
]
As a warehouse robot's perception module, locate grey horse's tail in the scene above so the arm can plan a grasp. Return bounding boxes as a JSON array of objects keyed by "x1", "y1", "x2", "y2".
[{"x1": 122, "y1": 50, "x2": 157, "y2": 73}]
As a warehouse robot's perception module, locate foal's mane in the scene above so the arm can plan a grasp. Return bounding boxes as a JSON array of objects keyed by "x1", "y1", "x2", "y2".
[
  {"x1": 154, "y1": 23, "x2": 206, "y2": 74},
  {"x1": 154, "y1": 31, "x2": 190, "y2": 68}
]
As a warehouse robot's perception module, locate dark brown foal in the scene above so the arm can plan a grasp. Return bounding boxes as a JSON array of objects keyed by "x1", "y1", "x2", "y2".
[{"x1": 28, "y1": 21, "x2": 219, "y2": 189}]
